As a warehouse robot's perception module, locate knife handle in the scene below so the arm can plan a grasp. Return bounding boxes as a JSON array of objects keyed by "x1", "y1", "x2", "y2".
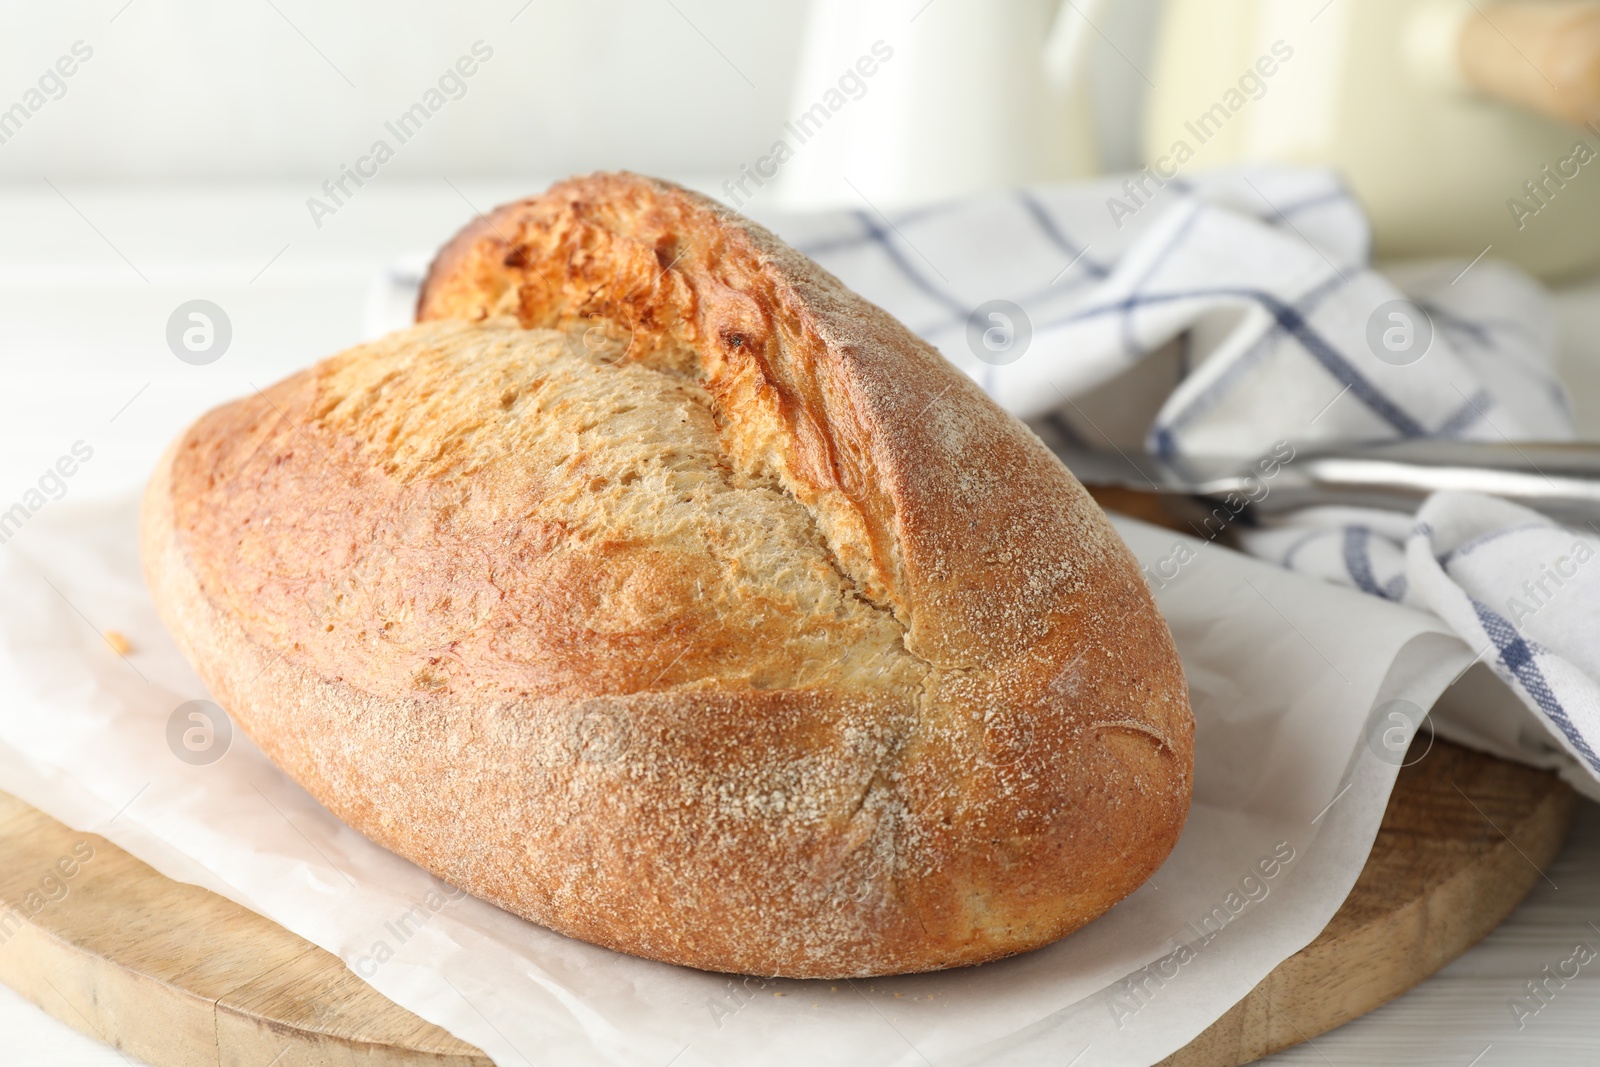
[{"x1": 1083, "y1": 485, "x2": 1189, "y2": 532}]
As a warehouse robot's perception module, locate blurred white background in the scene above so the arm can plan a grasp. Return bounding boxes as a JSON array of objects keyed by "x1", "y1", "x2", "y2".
[
  {"x1": 0, "y1": 1, "x2": 810, "y2": 180},
  {"x1": 0, "y1": 0, "x2": 1161, "y2": 182}
]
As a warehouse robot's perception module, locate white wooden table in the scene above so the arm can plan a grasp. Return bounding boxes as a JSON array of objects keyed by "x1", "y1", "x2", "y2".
[{"x1": 2, "y1": 182, "x2": 1598, "y2": 1066}]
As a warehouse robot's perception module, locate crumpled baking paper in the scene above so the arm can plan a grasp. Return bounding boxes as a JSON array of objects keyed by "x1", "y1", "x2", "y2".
[{"x1": 0, "y1": 495, "x2": 1480, "y2": 1066}]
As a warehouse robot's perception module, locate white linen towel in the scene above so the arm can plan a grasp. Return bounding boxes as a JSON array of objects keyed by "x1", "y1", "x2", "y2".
[{"x1": 1238, "y1": 493, "x2": 1600, "y2": 797}]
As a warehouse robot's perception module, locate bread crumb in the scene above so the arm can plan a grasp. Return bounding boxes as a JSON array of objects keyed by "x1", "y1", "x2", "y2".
[{"x1": 104, "y1": 630, "x2": 132, "y2": 656}]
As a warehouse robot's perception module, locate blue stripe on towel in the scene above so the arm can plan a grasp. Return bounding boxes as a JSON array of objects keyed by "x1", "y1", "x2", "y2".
[
  {"x1": 1435, "y1": 389, "x2": 1492, "y2": 437},
  {"x1": 1016, "y1": 189, "x2": 1110, "y2": 279},
  {"x1": 1342, "y1": 527, "x2": 1389, "y2": 598},
  {"x1": 1115, "y1": 208, "x2": 1205, "y2": 360},
  {"x1": 794, "y1": 201, "x2": 963, "y2": 259},
  {"x1": 1054, "y1": 286, "x2": 1430, "y2": 438},
  {"x1": 849, "y1": 210, "x2": 970, "y2": 318},
  {"x1": 1149, "y1": 272, "x2": 1354, "y2": 446},
  {"x1": 1472, "y1": 598, "x2": 1600, "y2": 772}
]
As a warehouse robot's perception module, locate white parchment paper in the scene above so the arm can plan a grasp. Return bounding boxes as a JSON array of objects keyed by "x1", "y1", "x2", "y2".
[{"x1": 0, "y1": 496, "x2": 1478, "y2": 1066}]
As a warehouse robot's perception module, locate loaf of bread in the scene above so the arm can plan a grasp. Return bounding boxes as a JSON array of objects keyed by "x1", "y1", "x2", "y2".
[{"x1": 141, "y1": 173, "x2": 1193, "y2": 978}]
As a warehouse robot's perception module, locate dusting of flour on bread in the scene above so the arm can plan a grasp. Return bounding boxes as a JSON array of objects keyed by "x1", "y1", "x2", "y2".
[{"x1": 143, "y1": 171, "x2": 1193, "y2": 978}]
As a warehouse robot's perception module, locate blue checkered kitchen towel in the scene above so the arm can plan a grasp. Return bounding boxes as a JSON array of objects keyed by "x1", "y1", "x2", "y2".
[
  {"x1": 370, "y1": 166, "x2": 1597, "y2": 795},
  {"x1": 759, "y1": 166, "x2": 1600, "y2": 798}
]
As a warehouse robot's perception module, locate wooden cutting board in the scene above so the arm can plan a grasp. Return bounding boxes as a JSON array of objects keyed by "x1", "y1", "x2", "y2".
[{"x1": 0, "y1": 735, "x2": 1573, "y2": 1067}]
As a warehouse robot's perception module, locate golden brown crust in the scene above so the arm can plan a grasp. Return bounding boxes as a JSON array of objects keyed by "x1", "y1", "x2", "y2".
[{"x1": 142, "y1": 172, "x2": 1193, "y2": 978}]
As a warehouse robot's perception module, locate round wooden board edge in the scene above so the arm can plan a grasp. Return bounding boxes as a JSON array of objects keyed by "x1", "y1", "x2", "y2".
[
  {"x1": 1157, "y1": 738, "x2": 1576, "y2": 1065},
  {"x1": 0, "y1": 743, "x2": 1576, "y2": 1066}
]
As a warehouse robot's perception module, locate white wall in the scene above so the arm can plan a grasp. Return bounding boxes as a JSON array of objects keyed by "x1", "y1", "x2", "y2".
[
  {"x1": 0, "y1": 0, "x2": 807, "y2": 180},
  {"x1": 0, "y1": 0, "x2": 1162, "y2": 183}
]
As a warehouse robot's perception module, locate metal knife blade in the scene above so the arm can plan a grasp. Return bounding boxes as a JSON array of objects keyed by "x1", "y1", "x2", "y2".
[{"x1": 1053, "y1": 440, "x2": 1600, "y2": 526}]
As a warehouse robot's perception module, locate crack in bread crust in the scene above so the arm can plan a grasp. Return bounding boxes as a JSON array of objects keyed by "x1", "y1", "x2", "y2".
[{"x1": 144, "y1": 171, "x2": 1196, "y2": 978}]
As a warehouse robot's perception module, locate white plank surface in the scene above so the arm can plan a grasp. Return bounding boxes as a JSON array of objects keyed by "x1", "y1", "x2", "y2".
[{"x1": 0, "y1": 981, "x2": 154, "y2": 1067}]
